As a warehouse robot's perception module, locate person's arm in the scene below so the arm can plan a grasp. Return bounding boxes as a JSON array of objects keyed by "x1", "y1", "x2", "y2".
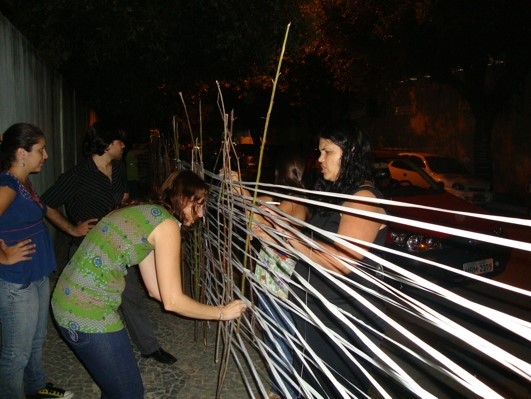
[
  {"x1": 139, "y1": 219, "x2": 246, "y2": 321},
  {"x1": 274, "y1": 190, "x2": 385, "y2": 275},
  {"x1": 0, "y1": 186, "x2": 15, "y2": 216},
  {"x1": 41, "y1": 168, "x2": 97, "y2": 236},
  {"x1": 278, "y1": 198, "x2": 307, "y2": 222},
  {"x1": 45, "y1": 207, "x2": 97, "y2": 237},
  {"x1": 116, "y1": 160, "x2": 129, "y2": 203}
]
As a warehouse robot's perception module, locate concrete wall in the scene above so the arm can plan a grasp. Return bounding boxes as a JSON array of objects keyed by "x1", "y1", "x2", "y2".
[{"x1": 0, "y1": 12, "x2": 89, "y2": 194}]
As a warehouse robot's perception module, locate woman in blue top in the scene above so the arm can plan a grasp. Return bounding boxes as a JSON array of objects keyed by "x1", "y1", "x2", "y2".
[{"x1": 0, "y1": 123, "x2": 74, "y2": 398}]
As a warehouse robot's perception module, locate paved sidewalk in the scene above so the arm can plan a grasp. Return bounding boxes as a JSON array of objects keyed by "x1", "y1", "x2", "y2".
[
  {"x1": 43, "y1": 275, "x2": 269, "y2": 399},
  {"x1": 42, "y1": 197, "x2": 528, "y2": 399}
]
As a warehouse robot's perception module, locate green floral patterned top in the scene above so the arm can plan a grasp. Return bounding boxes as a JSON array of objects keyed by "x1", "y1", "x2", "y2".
[
  {"x1": 255, "y1": 245, "x2": 296, "y2": 299},
  {"x1": 51, "y1": 204, "x2": 175, "y2": 333}
]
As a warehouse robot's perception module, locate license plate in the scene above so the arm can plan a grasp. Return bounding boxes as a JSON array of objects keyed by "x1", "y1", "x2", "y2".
[{"x1": 463, "y1": 258, "x2": 494, "y2": 274}]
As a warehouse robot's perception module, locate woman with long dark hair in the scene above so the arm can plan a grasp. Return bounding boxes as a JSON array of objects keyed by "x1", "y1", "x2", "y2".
[{"x1": 260, "y1": 121, "x2": 387, "y2": 398}]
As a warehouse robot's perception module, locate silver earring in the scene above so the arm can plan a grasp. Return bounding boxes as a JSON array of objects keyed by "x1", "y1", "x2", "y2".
[{"x1": 21, "y1": 162, "x2": 25, "y2": 167}]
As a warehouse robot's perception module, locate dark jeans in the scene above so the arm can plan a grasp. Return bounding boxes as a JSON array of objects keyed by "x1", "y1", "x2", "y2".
[
  {"x1": 58, "y1": 326, "x2": 144, "y2": 399},
  {"x1": 258, "y1": 293, "x2": 297, "y2": 399}
]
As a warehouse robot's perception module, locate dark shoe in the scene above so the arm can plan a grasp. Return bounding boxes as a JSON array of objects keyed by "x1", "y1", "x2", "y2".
[
  {"x1": 27, "y1": 383, "x2": 74, "y2": 398},
  {"x1": 142, "y1": 347, "x2": 177, "y2": 364}
]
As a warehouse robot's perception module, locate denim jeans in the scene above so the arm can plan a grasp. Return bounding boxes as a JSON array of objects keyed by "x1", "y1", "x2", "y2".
[
  {"x1": 0, "y1": 276, "x2": 49, "y2": 399},
  {"x1": 258, "y1": 293, "x2": 297, "y2": 399},
  {"x1": 58, "y1": 326, "x2": 144, "y2": 399}
]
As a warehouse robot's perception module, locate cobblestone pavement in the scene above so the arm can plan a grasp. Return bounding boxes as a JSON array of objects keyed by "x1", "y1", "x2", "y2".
[{"x1": 43, "y1": 275, "x2": 270, "y2": 399}]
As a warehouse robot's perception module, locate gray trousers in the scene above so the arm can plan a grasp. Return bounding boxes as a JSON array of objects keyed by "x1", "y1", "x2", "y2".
[
  {"x1": 68, "y1": 244, "x2": 160, "y2": 355},
  {"x1": 121, "y1": 266, "x2": 160, "y2": 355}
]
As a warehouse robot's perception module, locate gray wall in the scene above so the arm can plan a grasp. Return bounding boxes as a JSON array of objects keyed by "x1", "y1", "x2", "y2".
[{"x1": 0, "y1": 12, "x2": 89, "y2": 194}]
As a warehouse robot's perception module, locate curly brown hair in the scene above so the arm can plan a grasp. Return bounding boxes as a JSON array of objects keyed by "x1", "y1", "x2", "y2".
[{"x1": 156, "y1": 169, "x2": 208, "y2": 222}]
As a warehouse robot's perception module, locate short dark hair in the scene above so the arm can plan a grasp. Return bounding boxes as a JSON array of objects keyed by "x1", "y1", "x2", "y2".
[
  {"x1": 0, "y1": 123, "x2": 45, "y2": 171},
  {"x1": 83, "y1": 122, "x2": 126, "y2": 157}
]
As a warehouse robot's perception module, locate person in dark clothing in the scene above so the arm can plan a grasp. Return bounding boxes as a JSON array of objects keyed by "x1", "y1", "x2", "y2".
[
  {"x1": 256, "y1": 121, "x2": 388, "y2": 398},
  {"x1": 42, "y1": 122, "x2": 177, "y2": 365}
]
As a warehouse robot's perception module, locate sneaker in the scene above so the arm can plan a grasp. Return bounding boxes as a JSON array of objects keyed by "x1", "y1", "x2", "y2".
[{"x1": 27, "y1": 383, "x2": 74, "y2": 398}]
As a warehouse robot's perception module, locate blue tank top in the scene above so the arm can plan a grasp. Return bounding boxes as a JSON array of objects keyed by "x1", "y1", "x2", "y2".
[{"x1": 0, "y1": 172, "x2": 56, "y2": 284}]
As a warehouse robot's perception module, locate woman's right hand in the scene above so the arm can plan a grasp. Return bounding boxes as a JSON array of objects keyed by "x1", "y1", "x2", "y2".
[
  {"x1": 0, "y1": 239, "x2": 36, "y2": 265},
  {"x1": 219, "y1": 299, "x2": 247, "y2": 321}
]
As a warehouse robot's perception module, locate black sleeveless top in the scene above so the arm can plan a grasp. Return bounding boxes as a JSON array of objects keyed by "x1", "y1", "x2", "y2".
[{"x1": 291, "y1": 185, "x2": 387, "y2": 305}]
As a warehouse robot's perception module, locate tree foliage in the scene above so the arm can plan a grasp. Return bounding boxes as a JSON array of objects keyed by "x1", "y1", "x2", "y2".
[
  {"x1": 3, "y1": 0, "x2": 531, "y2": 171},
  {"x1": 4, "y1": 0, "x2": 297, "y2": 134},
  {"x1": 295, "y1": 0, "x2": 531, "y2": 179}
]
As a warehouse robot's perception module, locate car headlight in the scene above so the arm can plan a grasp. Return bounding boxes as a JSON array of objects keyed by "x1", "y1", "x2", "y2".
[
  {"x1": 390, "y1": 232, "x2": 442, "y2": 252},
  {"x1": 451, "y1": 183, "x2": 465, "y2": 191}
]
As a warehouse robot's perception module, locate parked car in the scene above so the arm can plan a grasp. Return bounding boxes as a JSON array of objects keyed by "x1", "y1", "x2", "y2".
[
  {"x1": 388, "y1": 152, "x2": 494, "y2": 204},
  {"x1": 373, "y1": 152, "x2": 509, "y2": 284}
]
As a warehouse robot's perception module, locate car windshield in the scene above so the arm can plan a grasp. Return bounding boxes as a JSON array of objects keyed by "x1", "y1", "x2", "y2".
[{"x1": 425, "y1": 156, "x2": 469, "y2": 174}]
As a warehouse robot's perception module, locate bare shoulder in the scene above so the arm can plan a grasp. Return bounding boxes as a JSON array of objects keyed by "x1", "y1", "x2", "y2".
[
  {"x1": 343, "y1": 187, "x2": 384, "y2": 214},
  {"x1": 154, "y1": 218, "x2": 180, "y2": 233},
  {"x1": 344, "y1": 188, "x2": 377, "y2": 205},
  {"x1": 354, "y1": 187, "x2": 378, "y2": 197},
  {"x1": 0, "y1": 185, "x2": 15, "y2": 195},
  {"x1": 149, "y1": 218, "x2": 181, "y2": 245},
  {"x1": 0, "y1": 185, "x2": 16, "y2": 214}
]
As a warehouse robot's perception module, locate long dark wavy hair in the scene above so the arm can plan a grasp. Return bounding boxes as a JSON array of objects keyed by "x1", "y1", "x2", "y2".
[
  {"x1": 314, "y1": 120, "x2": 373, "y2": 206},
  {"x1": 155, "y1": 169, "x2": 208, "y2": 222},
  {"x1": 0, "y1": 123, "x2": 45, "y2": 171}
]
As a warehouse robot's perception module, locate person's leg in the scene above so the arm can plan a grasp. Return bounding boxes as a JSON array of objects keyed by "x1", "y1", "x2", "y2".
[
  {"x1": 67, "y1": 242, "x2": 79, "y2": 262},
  {"x1": 0, "y1": 278, "x2": 45, "y2": 399},
  {"x1": 293, "y1": 300, "x2": 383, "y2": 399},
  {"x1": 120, "y1": 266, "x2": 160, "y2": 355},
  {"x1": 24, "y1": 276, "x2": 50, "y2": 394},
  {"x1": 259, "y1": 294, "x2": 297, "y2": 398},
  {"x1": 58, "y1": 326, "x2": 144, "y2": 399}
]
